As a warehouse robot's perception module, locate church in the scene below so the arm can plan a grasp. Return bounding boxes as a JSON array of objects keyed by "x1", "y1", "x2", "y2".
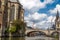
[
  {"x1": 55, "y1": 11, "x2": 60, "y2": 31},
  {"x1": 0, "y1": 0, "x2": 24, "y2": 36}
]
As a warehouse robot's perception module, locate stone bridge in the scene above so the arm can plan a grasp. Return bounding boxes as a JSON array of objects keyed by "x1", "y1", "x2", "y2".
[{"x1": 25, "y1": 29, "x2": 59, "y2": 36}]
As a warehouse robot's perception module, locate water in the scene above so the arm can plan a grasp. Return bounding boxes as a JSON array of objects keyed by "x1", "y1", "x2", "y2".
[
  {"x1": 25, "y1": 36, "x2": 56, "y2": 40},
  {"x1": 0, "y1": 36, "x2": 58, "y2": 40}
]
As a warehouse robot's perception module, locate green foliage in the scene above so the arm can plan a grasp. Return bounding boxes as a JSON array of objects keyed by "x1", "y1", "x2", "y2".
[
  {"x1": 9, "y1": 26, "x2": 16, "y2": 33},
  {"x1": 6, "y1": 20, "x2": 26, "y2": 33},
  {"x1": 12, "y1": 20, "x2": 26, "y2": 31},
  {"x1": 5, "y1": 19, "x2": 26, "y2": 34},
  {"x1": 5, "y1": 26, "x2": 16, "y2": 33}
]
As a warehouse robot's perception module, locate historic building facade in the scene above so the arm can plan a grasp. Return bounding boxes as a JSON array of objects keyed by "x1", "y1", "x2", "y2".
[
  {"x1": 55, "y1": 11, "x2": 60, "y2": 31},
  {"x1": 0, "y1": 0, "x2": 24, "y2": 36}
]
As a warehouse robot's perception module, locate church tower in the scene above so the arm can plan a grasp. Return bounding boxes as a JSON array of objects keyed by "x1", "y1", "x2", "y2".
[
  {"x1": 0, "y1": 0, "x2": 24, "y2": 36},
  {"x1": 8, "y1": 0, "x2": 24, "y2": 27},
  {"x1": 55, "y1": 10, "x2": 60, "y2": 31}
]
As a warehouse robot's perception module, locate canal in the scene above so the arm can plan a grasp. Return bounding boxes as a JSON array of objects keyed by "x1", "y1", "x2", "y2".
[{"x1": 0, "y1": 36, "x2": 58, "y2": 40}]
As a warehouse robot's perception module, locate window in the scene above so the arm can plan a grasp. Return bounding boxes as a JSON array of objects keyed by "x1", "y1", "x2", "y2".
[
  {"x1": 0, "y1": 0, "x2": 1, "y2": 8},
  {"x1": 10, "y1": 5, "x2": 15, "y2": 21}
]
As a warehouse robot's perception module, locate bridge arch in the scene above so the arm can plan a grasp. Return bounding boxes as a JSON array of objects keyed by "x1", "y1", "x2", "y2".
[
  {"x1": 27, "y1": 31, "x2": 46, "y2": 37},
  {"x1": 51, "y1": 31, "x2": 59, "y2": 36}
]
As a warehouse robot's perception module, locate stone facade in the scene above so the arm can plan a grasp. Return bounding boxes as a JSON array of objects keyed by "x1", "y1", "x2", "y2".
[
  {"x1": 55, "y1": 11, "x2": 60, "y2": 31},
  {"x1": 0, "y1": 0, "x2": 24, "y2": 36}
]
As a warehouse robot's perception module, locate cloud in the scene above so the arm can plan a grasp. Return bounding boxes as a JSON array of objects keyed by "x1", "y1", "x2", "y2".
[
  {"x1": 44, "y1": 0, "x2": 54, "y2": 4},
  {"x1": 31, "y1": 12, "x2": 47, "y2": 20},
  {"x1": 19, "y1": 0, "x2": 44, "y2": 9},
  {"x1": 24, "y1": 13, "x2": 56, "y2": 29},
  {"x1": 24, "y1": 12, "x2": 47, "y2": 21},
  {"x1": 47, "y1": 16, "x2": 56, "y2": 22},
  {"x1": 24, "y1": 12, "x2": 47, "y2": 28},
  {"x1": 49, "y1": 4, "x2": 60, "y2": 14},
  {"x1": 19, "y1": 0, "x2": 55, "y2": 12},
  {"x1": 24, "y1": 14, "x2": 56, "y2": 29},
  {"x1": 19, "y1": 0, "x2": 56, "y2": 29},
  {"x1": 35, "y1": 16, "x2": 56, "y2": 29}
]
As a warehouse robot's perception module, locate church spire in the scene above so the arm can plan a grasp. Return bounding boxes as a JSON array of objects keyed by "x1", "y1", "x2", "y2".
[{"x1": 56, "y1": 10, "x2": 59, "y2": 21}]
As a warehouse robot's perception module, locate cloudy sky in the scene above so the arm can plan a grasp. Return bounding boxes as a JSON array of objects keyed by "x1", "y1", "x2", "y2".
[{"x1": 19, "y1": 0, "x2": 60, "y2": 29}]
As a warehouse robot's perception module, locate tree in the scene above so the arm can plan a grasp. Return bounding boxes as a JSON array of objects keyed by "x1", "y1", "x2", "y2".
[
  {"x1": 12, "y1": 20, "x2": 26, "y2": 32},
  {"x1": 12, "y1": 20, "x2": 26, "y2": 36},
  {"x1": 5, "y1": 19, "x2": 26, "y2": 34}
]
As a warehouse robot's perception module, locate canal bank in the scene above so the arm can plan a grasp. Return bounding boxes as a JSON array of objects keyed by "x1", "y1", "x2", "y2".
[{"x1": 0, "y1": 36, "x2": 57, "y2": 40}]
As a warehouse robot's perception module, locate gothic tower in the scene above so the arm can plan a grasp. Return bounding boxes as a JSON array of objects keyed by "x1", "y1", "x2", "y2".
[
  {"x1": 55, "y1": 10, "x2": 60, "y2": 31},
  {"x1": 8, "y1": 0, "x2": 24, "y2": 28}
]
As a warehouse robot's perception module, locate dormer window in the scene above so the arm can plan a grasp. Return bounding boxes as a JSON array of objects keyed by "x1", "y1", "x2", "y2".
[{"x1": 0, "y1": 0, "x2": 1, "y2": 8}]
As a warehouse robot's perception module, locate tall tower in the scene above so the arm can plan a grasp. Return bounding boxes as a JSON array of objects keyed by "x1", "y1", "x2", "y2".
[{"x1": 55, "y1": 10, "x2": 60, "y2": 31}]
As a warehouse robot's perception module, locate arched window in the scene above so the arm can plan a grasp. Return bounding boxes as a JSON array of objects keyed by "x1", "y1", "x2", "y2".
[
  {"x1": 10, "y1": 5, "x2": 15, "y2": 21},
  {"x1": 0, "y1": 0, "x2": 1, "y2": 8}
]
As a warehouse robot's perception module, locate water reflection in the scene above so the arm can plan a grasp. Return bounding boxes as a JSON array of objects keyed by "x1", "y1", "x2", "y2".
[
  {"x1": 25, "y1": 37, "x2": 58, "y2": 40},
  {"x1": 1, "y1": 37, "x2": 25, "y2": 40},
  {"x1": 0, "y1": 36, "x2": 58, "y2": 40},
  {"x1": 11, "y1": 37, "x2": 25, "y2": 40}
]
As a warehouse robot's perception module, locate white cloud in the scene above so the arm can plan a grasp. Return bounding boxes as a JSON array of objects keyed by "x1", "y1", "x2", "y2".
[
  {"x1": 19, "y1": 0, "x2": 44, "y2": 9},
  {"x1": 31, "y1": 12, "x2": 47, "y2": 20},
  {"x1": 36, "y1": 16, "x2": 56, "y2": 29},
  {"x1": 24, "y1": 15, "x2": 56, "y2": 29},
  {"x1": 35, "y1": 21, "x2": 51, "y2": 29},
  {"x1": 19, "y1": 0, "x2": 55, "y2": 12},
  {"x1": 44, "y1": 0, "x2": 54, "y2": 4},
  {"x1": 49, "y1": 9, "x2": 57, "y2": 14},
  {"x1": 24, "y1": 12, "x2": 47, "y2": 28},
  {"x1": 47, "y1": 16, "x2": 56, "y2": 22},
  {"x1": 49, "y1": 4, "x2": 60, "y2": 14},
  {"x1": 19, "y1": 0, "x2": 55, "y2": 29},
  {"x1": 56, "y1": 4, "x2": 60, "y2": 13},
  {"x1": 24, "y1": 12, "x2": 47, "y2": 21}
]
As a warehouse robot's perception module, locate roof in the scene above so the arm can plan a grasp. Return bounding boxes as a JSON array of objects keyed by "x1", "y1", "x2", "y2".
[{"x1": 9, "y1": 0, "x2": 18, "y2": 2}]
